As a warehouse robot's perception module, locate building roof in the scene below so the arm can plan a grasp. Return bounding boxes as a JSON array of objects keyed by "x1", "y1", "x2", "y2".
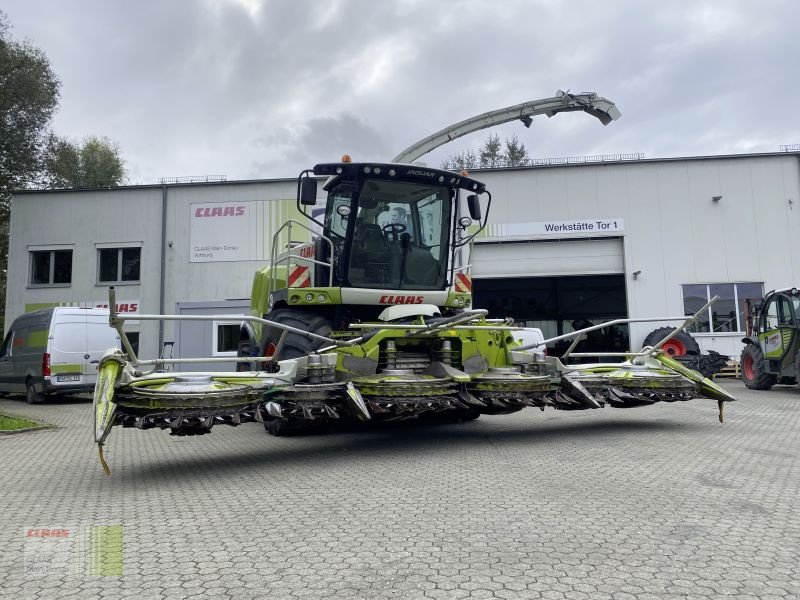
[{"x1": 12, "y1": 150, "x2": 800, "y2": 195}]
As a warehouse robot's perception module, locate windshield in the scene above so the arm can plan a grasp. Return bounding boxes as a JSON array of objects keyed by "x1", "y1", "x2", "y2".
[{"x1": 340, "y1": 179, "x2": 451, "y2": 290}]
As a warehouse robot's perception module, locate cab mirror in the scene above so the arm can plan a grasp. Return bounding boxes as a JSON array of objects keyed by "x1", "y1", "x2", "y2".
[
  {"x1": 458, "y1": 216, "x2": 473, "y2": 229},
  {"x1": 300, "y1": 177, "x2": 318, "y2": 205},
  {"x1": 467, "y1": 194, "x2": 481, "y2": 220}
]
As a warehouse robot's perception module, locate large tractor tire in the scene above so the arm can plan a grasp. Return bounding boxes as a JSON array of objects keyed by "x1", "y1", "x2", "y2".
[
  {"x1": 642, "y1": 327, "x2": 700, "y2": 357},
  {"x1": 235, "y1": 334, "x2": 253, "y2": 372},
  {"x1": 740, "y1": 344, "x2": 776, "y2": 390},
  {"x1": 259, "y1": 308, "x2": 332, "y2": 437},
  {"x1": 259, "y1": 308, "x2": 332, "y2": 364}
]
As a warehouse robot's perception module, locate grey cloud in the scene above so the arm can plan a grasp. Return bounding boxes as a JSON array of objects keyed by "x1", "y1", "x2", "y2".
[{"x1": 2, "y1": 0, "x2": 798, "y2": 182}]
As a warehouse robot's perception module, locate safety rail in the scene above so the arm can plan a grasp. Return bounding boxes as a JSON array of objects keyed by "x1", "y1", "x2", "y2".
[
  {"x1": 267, "y1": 219, "x2": 335, "y2": 298},
  {"x1": 107, "y1": 287, "x2": 355, "y2": 370}
]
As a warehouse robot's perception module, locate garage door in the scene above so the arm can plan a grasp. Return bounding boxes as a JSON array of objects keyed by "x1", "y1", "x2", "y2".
[{"x1": 471, "y1": 238, "x2": 624, "y2": 278}]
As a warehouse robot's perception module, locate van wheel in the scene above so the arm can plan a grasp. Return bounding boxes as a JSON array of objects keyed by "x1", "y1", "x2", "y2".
[{"x1": 26, "y1": 382, "x2": 45, "y2": 404}]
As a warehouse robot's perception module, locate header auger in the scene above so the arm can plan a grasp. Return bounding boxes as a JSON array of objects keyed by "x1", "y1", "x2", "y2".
[{"x1": 93, "y1": 158, "x2": 735, "y2": 474}]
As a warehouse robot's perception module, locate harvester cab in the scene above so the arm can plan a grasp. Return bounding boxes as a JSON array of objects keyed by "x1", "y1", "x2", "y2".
[{"x1": 240, "y1": 158, "x2": 489, "y2": 368}]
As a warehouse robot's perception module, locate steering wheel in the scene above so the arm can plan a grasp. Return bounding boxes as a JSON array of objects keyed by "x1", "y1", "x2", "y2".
[{"x1": 382, "y1": 223, "x2": 406, "y2": 241}]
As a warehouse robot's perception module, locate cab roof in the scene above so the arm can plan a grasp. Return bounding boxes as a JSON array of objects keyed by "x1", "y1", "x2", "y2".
[{"x1": 312, "y1": 162, "x2": 486, "y2": 194}]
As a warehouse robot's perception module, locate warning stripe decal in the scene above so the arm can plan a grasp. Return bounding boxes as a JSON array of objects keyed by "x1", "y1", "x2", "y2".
[
  {"x1": 288, "y1": 266, "x2": 311, "y2": 288},
  {"x1": 454, "y1": 273, "x2": 472, "y2": 293}
]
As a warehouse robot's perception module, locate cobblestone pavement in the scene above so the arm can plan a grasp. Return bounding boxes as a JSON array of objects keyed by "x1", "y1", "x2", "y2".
[{"x1": 0, "y1": 380, "x2": 798, "y2": 599}]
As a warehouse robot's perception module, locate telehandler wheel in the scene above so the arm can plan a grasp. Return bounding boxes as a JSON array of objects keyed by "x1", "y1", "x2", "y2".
[
  {"x1": 740, "y1": 344, "x2": 776, "y2": 390},
  {"x1": 642, "y1": 327, "x2": 700, "y2": 357},
  {"x1": 795, "y1": 350, "x2": 800, "y2": 388},
  {"x1": 259, "y1": 308, "x2": 332, "y2": 369}
]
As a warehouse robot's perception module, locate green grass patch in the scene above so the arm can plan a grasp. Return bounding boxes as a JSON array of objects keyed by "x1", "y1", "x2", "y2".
[{"x1": 0, "y1": 413, "x2": 50, "y2": 432}]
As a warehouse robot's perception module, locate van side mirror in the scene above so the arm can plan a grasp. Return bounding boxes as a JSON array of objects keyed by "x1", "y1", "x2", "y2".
[
  {"x1": 300, "y1": 177, "x2": 318, "y2": 206},
  {"x1": 467, "y1": 194, "x2": 481, "y2": 221}
]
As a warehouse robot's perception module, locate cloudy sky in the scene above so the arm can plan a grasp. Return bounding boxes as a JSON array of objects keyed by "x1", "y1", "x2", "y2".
[{"x1": 4, "y1": 0, "x2": 799, "y2": 184}]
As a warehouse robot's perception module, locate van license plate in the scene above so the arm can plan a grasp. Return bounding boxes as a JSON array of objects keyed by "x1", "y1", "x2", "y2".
[{"x1": 56, "y1": 375, "x2": 80, "y2": 382}]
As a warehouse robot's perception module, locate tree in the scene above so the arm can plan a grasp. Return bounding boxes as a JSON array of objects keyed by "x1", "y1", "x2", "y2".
[
  {"x1": 0, "y1": 11, "x2": 61, "y2": 331},
  {"x1": 44, "y1": 135, "x2": 126, "y2": 188},
  {"x1": 440, "y1": 148, "x2": 478, "y2": 171},
  {"x1": 441, "y1": 133, "x2": 530, "y2": 170},
  {"x1": 503, "y1": 134, "x2": 529, "y2": 167},
  {"x1": 479, "y1": 133, "x2": 503, "y2": 168}
]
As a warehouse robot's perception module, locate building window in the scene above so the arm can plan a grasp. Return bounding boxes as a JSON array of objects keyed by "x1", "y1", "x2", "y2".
[
  {"x1": 98, "y1": 247, "x2": 141, "y2": 283},
  {"x1": 682, "y1": 282, "x2": 763, "y2": 333},
  {"x1": 124, "y1": 331, "x2": 140, "y2": 356},
  {"x1": 30, "y1": 250, "x2": 72, "y2": 285},
  {"x1": 212, "y1": 321, "x2": 242, "y2": 357}
]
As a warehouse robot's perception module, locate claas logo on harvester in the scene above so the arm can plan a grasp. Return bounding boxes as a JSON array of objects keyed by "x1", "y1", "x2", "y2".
[{"x1": 378, "y1": 295, "x2": 425, "y2": 304}]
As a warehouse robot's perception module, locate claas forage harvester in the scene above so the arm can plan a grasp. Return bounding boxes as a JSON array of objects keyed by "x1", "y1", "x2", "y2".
[{"x1": 93, "y1": 158, "x2": 735, "y2": 474}]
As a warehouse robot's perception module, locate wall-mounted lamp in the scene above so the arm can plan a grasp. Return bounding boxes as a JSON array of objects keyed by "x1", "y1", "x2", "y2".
[
  {"x1": 712, "y1": 195, "x2": 723, "y2": 203},
  {"x1": 632, "y1": 270, "x2": 642, "y2": 280}
]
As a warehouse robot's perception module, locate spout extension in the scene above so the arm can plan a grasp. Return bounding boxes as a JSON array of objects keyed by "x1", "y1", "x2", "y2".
[{"x1": 718, "y1": 399, "x2": 724, "y2": 424}]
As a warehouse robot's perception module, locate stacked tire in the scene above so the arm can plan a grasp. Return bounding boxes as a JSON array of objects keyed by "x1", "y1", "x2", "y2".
[{"x1": 642, "y1": 327, "x2": 700, "y2": 357}]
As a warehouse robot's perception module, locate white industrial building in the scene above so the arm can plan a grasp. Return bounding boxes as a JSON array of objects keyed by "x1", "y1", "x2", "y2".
[{"x1": 6, "y1": 150, "x2": 800, "y2": 366}]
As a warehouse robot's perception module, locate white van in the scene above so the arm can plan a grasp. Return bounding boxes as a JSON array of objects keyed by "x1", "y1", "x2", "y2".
[
  {"x1": 0, "y1": 308, "x2": 120, "y2": 403},
  {"x1": 514, "y1": 327, "x2": 546, "y2": 351}
]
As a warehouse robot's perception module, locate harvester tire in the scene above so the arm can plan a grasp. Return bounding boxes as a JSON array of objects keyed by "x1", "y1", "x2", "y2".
[
  {"x1": 260, "y1": 308, "x2": 332, "y2": 367},
  {"x1": 642, "y1": 327, "x2": 700, "y2": 357},
  {"x1": 235, "y1": 336, "x2": 252, "y2": 372},
  {"x1": 740, "y1": 344, "x2": 776, "y2": 390}
]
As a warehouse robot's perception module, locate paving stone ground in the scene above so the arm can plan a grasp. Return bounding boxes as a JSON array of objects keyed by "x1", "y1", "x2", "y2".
[{"x1": 0, "y1": 379, "x2": 798, "y2": 599}]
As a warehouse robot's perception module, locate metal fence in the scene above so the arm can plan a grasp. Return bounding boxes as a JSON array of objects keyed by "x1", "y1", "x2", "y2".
[
  {"x1": 157, "y1": 175, "x2": 227, "y2": 184},
  {"x1": 446, "y1": 153, "x2": 646, "y2": 170}
]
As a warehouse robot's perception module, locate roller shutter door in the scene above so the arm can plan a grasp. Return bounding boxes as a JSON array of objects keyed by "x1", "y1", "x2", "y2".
[{"x1": 471, "y1": 238, "x2": 624, "y2": 278}]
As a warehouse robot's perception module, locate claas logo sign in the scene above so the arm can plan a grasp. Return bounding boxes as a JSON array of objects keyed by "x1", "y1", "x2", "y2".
[
  {"x1": 194, "y1": 206, "x2": 246, "y2": 217},
  {"x1": 94, "y1": 303, "x2": 139, "y2": 313}
]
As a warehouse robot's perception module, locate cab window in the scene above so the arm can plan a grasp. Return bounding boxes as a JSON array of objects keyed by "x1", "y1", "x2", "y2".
[
  {"x1": 763, "y1": 295, "x2": 794, "y2": 330},
  {"x1": 778, "y1": 296, "x2": 795, "y2": 326},
  {"x1": 325, "y1": 193, "x2": 351, "y2": 239}
]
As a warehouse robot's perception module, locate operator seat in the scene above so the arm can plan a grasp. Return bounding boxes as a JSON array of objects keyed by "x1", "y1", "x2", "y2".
[
  {"x1": 358, "y1": 224, "x2": 388, "y2": 253},
  {"x1": 351, "y1": 223, "x2": 391, "y2": 284},
  {"x1": 403, "y1": 246, "x2": 438, "y2": 286}
]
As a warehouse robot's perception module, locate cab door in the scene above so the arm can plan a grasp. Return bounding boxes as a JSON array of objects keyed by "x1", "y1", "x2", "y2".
[{"x1": 758, "y1": 294, "x2": 796, "y2": 371}]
